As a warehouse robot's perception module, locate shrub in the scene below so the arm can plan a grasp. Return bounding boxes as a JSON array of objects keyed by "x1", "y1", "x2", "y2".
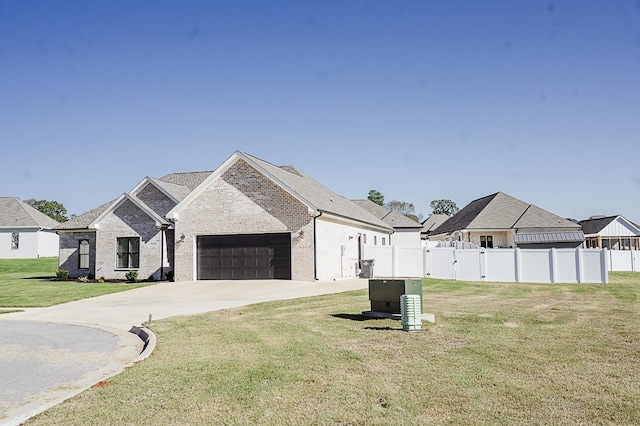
[
  {"x1": 125, "y1": 270, "x2": 138, "y2": 283},
  {"x1": 98, "y1": 277, "x2": 105, "y2": 283},
  {"x1": 56, "y1": 269, "x2": 69, "y2": 281},
  {"x1": 78, "y1": 276, "x2": 89, "y2": 283}
]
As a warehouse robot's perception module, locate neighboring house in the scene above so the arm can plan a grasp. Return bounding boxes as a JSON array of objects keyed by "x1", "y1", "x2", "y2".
[
  {"x1": 351, "y1": 200, "x2": 422, "y2": 247},
  {"x1": 420, "y1": 214, "x2": 449, "y2": 239},
  {"x1": 578, "y1": 215, "x2": 640, "y2": 250},
  {"x1": 57, "y1": 151, "x2": 393, "y2": 282},
  {"x1": 0, "y1": 197, "x2": 59, "y2": 258},
  {"x1": 428, "y1": 192, "x2": 585, "y2": 249}
]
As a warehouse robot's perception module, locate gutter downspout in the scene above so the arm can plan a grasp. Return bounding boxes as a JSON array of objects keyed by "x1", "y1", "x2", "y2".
[
  {"x1": 313, "y1": 211, "x2": 322, "y2": 281},
  {"x1": 160, "y1": 224, "x2": 168, "y2": 281}
]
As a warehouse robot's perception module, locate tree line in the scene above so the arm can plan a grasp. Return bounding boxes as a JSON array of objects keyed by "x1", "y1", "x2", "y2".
[{"x1": 367, "y1": 189, "x2": 459, "y2": 223}]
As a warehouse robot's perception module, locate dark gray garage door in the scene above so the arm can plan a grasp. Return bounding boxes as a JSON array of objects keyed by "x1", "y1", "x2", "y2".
[{"x1": 197, "y1": 233, "x2": 291, "y2": 280}]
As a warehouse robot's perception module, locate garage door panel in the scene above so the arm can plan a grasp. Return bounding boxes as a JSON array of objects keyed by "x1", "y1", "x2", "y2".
[{"x1": 197, "y1": 233, "x2": 291, "y2": 280}]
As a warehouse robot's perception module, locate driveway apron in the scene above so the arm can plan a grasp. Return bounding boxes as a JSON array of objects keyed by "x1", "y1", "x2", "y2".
[{"x1": 0, "y1": 278, "x2": 367, "y2": 424}]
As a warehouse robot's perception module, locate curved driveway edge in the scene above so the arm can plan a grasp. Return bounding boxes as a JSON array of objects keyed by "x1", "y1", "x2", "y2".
[{"x1": 0, "y1": 278, "x2": 368, "y2": 424}]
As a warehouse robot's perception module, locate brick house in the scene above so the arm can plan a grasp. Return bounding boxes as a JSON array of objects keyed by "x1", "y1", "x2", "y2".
[{"x1": 56, "y1": 152, "x2": 392, "y2": 282}]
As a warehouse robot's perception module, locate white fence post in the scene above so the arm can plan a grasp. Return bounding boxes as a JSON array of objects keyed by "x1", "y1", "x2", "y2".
[
  {"x1": 479, "y1": 249, "x2": 487, "y2": 280},
  {"x1": 514, "y1": 248, "x2": 522, "y2": 283},
  {"x1": 576, "y1": 248, "x2": 583, "y2": 284},
  {"x1": 550, "y1": 248, "x2": 557, "y2": 283}
]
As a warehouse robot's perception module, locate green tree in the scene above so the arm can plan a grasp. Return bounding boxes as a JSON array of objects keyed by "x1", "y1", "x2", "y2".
[
  {"x1": 367, "y1": 189, "x2": 385, "y2": 206},
  {"x1": 430, "y1": 199, "x2": 459, "y2": 217},
  {"x1": 385, "y1": 200, "x2": 423, "y2": 223},
  {"x1": 26, "y1": 199, "x2": 69, "y2": 222}
]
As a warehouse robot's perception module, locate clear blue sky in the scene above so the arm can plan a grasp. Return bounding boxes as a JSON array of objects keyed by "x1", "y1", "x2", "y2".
[{"x1": 1, "y1": 1, "x2": 639, "y2": 222}]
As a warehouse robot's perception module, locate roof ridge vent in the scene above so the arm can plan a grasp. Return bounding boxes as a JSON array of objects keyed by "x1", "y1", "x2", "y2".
[{"x1": 589, "y1": 215, "x2": 606, "y2": 220}]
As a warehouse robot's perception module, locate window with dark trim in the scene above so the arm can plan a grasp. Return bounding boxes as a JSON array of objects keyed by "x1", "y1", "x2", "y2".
[
  {"x1": 374, "y1": 236, "x2": 377, "y2": 245},
  {"x1": 480, "y1": 235, "x2": 493, "y2": 248},
  {"x1": 11, "y1": 232, "x2": 19, "y2": 250},
  {"x1": 382, "y1": 237, "x2": 386, "y2": 246},
  {"x1": 79, "y1": 240, "x2": 90, "y2": 269},
  {"x1": 117, "y1": 237, "x2": 140, "y2": 269}
]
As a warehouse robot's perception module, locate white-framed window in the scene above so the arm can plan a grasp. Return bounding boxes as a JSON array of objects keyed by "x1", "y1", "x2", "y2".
[
  {"x1": 374, "y1": 236, "x2": 377, "y2": 245},
  {"x1": 480, "y1": 235, "x2": 493, "y2": 248},
  {"x1": 116, "y1": 237, "x2": 140, "y2": 269},
  {"x1": 11, "y1": 232, "x2": 19, "y2": 250},
  {"x1": 382, "y1": 237, "x2": 386, "y2": 246},
  {"x1": 79, "y1": 240, "x2": 90, "y2": 269},
  {"x1": 362, "y1": 234, "x2": 367, "y2": 244}
]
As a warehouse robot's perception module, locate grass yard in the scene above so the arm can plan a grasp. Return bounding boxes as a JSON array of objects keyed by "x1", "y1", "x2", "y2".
[
  {"x1": 27, "y1": 272, "x2": 640, "y2": 425},
  {"x1": 0, "y1": 258, "x2": 153, "y2": 308}
]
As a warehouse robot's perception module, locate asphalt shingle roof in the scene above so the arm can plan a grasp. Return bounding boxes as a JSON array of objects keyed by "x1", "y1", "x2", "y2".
[
  {"x1": 57, "y1": 153, "x2": 394, "y2": 232},
  {"x1": 577, "y1": 216, "x2": 618, "y2": 235},
  {"x1": 351, "y1": 199, "x2": 422, "y2": 228},
  {"x1": 55, "y1": 200, "x2": 115, "y2": 230},
  {"x1": 431, "y1": 192, "x2": 580, "y2": 235},
  {"x1": 243, "y1": 153, "x2": 393, "y2": 230},
  {"x1": 0, "y1": 197, "x2": 60, "y2": 228},
  {"x1": 421, "y1": 214, "x2": 449, "y2": 234}
]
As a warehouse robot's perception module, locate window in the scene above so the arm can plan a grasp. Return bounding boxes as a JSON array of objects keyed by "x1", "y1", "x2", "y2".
[
  {"x1": 11, "y1": 232, "x2": 19, "y2": 250},
  {"x1": 362, "y1": 234, "x2": 367, "y2": 244},
  {"x1": 79, "y1": 240, "x2": 90, "y2": 269},
  {"x1": 374, "y1": 236, "x2": 377, "y2": 245},
  {"x1": 382, "y1": 237, "x2": 386, "y2": 246},
  {"x1": 480, "y1": 235, "x2": 493, "y2": 248},
  {"x1": 117, "y1": 237, "x2": 140, "y2": 269}
]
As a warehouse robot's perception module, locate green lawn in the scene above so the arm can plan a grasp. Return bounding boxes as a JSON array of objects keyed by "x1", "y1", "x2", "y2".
[
  {"x1": 0, "y1": 258, "x2": 153, "y2": 308},
  {"x1": 26, "y1": 272, "x2": 640, "y2": 425}
]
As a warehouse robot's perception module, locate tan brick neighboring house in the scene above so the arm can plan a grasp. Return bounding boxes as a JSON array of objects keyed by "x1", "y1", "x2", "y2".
[
  {"x1": 428, "y1": 192, "x2": 585, "y2": 249},
  {"x1": 0, "y1": 197, "x2": 59, "y2": 258},
  {"x1": 56, "y1": 151, "x2": 392, "y2": 282}
]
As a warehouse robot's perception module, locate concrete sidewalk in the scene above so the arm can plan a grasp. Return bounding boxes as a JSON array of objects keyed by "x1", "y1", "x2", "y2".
[{"x1": 0, "y1": 278, "x2": 368, "y2": 425}]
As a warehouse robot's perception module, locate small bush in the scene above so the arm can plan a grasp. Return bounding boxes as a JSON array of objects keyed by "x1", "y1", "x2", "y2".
[
  {"x1": 56, "y1": 269, "x2": 69, "y2": 281},
  {"x1": 98, "y1": 277, "x2": 105, "y2": 283},
  {"x1": 165, "y1": 270, "x2": 174, "y2": 282},
  {"x1": 125, "y1": 270, "x2": 138, "y2": 283},
  {"x1": 78, "y1": 276, "x2": 90, "y2": 283}
]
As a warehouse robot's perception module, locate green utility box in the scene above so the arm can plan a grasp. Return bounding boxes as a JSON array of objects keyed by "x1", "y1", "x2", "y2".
[{"x1": 368, "y1": 279, "x2": 423, "y2": 314}]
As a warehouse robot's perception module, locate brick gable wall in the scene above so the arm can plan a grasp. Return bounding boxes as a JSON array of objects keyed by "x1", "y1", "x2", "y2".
[{"x1": 174, "y1": 159, "x2": 315, "y2": 281}]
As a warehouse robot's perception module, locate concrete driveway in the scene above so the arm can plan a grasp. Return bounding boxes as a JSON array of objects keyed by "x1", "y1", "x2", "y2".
[{"x1": 0, "y1": 278, "x2": 368, "y2": 425}]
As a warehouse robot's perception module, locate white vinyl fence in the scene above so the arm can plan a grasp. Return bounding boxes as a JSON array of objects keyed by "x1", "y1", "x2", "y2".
[
  {"x1": 363, "y1": 246, "x2": 609, "y2": 284},
  {"x1": 607, "y1": 250, "x2": 639, "y2": 272}
]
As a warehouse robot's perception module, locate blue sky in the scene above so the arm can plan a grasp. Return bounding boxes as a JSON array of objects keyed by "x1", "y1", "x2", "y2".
[{"x1": 1, "y1": 0, "x2": 639, "y2": 222}]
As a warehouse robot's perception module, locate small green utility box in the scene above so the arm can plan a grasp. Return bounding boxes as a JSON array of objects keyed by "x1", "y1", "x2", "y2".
[{"x1": 368, "y1": 279, "x2": 423, "y2": 314}]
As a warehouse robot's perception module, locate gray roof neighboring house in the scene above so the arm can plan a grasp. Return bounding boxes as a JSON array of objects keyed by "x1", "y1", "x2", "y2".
[
  {"x1": 431, "y1": 192, "x2": 581, "y2": 236},
  {"x1": 421, "y1": 214, "x2": 449, "y2": 234},
  {"x1": 0, "y1": 197, "x2": 60, "y2": 228},
  {"x1": 351, "y1": 199, "x2": 422, "y2": 229}
]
